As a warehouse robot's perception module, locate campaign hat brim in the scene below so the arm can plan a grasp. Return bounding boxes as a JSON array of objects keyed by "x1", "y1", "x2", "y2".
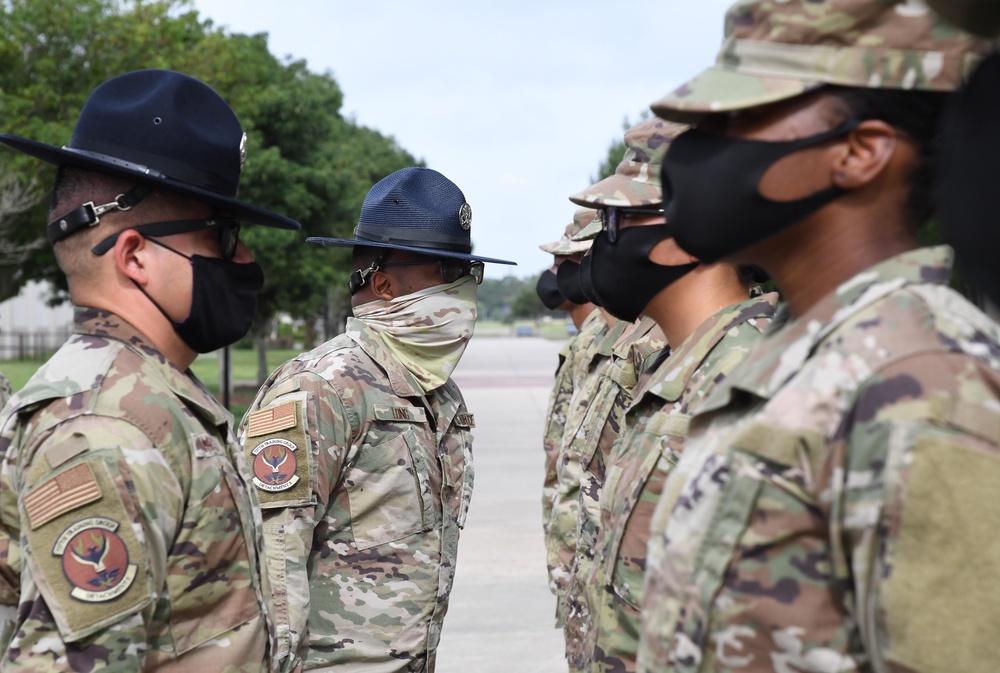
[
  {"x1": 306, "y1": 236, "x2": 516, "y2": 265},
  {"x1": 0, "y1": 134, "x2": 300, "y2": 230}
]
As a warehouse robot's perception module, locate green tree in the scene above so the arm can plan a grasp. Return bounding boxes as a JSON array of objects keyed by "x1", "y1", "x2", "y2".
[
  {"x1": 0, "y1": 0, "x2": 418, "y2": 383},
  {"x1": 510, "y1": 279, "x2": 546, "y2": 320}
]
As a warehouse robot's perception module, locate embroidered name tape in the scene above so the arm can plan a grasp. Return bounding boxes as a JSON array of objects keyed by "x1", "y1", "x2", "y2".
[{"x1": 372, "y1": 405, "x2": 427, "y2": 423}]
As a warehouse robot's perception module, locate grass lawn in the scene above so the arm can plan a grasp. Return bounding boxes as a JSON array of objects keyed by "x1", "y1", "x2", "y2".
[
  {"x1": 0, "y1": 324, "x2": 570, "y2": 420},
  {"x1": 0, "y1": 347, "x2": 306, "y2": 422}
]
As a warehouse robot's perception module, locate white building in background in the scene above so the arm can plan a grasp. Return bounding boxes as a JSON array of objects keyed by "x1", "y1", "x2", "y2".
[
  {"x1": 0, "y1": 281, "x2": 73, "y2": 361},
  {"x1": 0, "y1": 281, "x2": 73, "y2": 331}
]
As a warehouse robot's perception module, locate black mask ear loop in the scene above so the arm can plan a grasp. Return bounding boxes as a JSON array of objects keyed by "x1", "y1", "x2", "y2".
[{"x1": 349, "y1": 249, "x2": 388, "y2": 295}]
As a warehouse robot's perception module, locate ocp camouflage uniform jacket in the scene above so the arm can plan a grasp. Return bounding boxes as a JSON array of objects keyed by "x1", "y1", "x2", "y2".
[
  {"x1": 563, "y1": 316, "x2": 666, "y2": 672},
  {"x1": 546, "y1": 310, "x2": 611, "y2": 624},
  {"x1": 639, "y1": 246, "x2": 1000, "y2": 673},
  {"x1": 590, "y1": 294, "x2": 776, "y2": 673},
  {"x1": 0, "y1": 308, "x2": 275, "y2": 671},
  {"x1": 239, "y1": 316, "x2": 475, "y2": 673}
]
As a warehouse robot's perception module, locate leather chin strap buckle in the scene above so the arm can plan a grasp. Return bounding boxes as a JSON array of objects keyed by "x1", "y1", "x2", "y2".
[
  {"x1": 46, "y1": 184, "x2": 153, "y2": 244},
  {"x1": 348, "y1": 250, "x2": 388, "y2": 295}
]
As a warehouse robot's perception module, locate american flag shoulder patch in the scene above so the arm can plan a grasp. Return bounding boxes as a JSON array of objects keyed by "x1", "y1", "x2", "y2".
[
  {"x1": 24, "y1": 462, "x2": 102, "y2": 530},
  {"x1": 246, "y1": 400, "x2": 298, "y2": 438}
]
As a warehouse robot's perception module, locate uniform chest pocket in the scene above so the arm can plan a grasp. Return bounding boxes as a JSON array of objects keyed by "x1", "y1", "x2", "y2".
[
  {"x1": 346, "y1": 428, "x2": 432, "y2": 550},
  {"x1": 603, "y1": 432, "x2": 680, "y2": 607},
  {"x1": 664, "y1": 421, "x2": 826, "y2": 657},
  {"x1": 169, "y1": 442, "x2": 259, "y2": 654},
  {"x1": 570, "y1": 384, "x2": 619, "y2": 471}
]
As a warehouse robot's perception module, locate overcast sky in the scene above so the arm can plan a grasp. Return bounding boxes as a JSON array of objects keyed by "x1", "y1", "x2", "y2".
[{"x1": 192, "y1": 0, "x2": 734, "y2": 278}]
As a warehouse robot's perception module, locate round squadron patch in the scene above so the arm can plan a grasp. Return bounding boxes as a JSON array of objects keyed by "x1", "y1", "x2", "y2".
[
  {"x1": 55, "y1": 517, "x2": 138, "y2": 603},
  {"x1": 251, "y1": 438, "x2": 301, "y2": 492}
]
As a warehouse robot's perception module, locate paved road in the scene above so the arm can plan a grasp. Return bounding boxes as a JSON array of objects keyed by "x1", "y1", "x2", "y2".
[{"x1": 436, "y1": 335, "x2": 567, "y2": 672}]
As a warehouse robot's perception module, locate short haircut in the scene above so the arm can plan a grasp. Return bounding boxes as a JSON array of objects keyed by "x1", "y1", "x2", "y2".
[
  {"x1": 49, "y1": 166, "x2": 203, "y2": 291},
  {"x1": 49, "y1": 166, "x2": 140, "y2": 283},
  {"x1": 826, "y1": 86, "x2": 949, "y2": 229}
]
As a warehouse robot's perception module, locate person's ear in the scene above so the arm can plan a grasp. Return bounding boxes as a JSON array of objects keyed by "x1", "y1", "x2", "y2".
[
  {"x1": 370, "y1": 270, "x2": 395, "y2": 301},
  {"x1": 113, "y1": 230, "x2": 151, "y2": 286},
  {"x1": 831, "y1": 120, "x2": 897, "y2": 190}
]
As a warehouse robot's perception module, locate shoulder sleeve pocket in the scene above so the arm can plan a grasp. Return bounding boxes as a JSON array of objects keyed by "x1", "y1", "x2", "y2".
[
  {"x1": 21, "y1": 455, "x2": 151, "y2": 642},
  {"x1": 244, "y1": 398, "x2": 314, "y2": 509}
]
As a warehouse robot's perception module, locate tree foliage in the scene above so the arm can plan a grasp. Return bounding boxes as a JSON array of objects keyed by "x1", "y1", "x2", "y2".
[
  {"x1": 477, "y1": 273, "x2": 556, "y2": 322},
  {"x1": 0, "y1": 0, "x2": 419, "y2": 381},
  {"x1": 509, "y1": 278, "x2": 546, "y2": 320}
]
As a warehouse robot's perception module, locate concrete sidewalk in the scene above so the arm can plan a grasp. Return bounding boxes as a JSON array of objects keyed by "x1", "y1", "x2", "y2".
[{"x1": 436, "y1": 336, "x2": 567, "y2": 672}]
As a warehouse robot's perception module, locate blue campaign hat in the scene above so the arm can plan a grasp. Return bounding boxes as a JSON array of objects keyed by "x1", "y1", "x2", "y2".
[
  {"x1": 0, "y1": 69, "x2": 300, "y2": 235},
  {"x1": 307, "y1": 167, "x2": 516, "y2": 265}
]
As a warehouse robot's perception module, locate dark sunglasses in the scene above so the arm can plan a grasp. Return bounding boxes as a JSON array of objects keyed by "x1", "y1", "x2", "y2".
[
  {"x1": 91, "y1": 218, "x2": 242, "y2": 260},
  {"x1": 380, "y1": 259, "x2": 485, "y2": 285},
  {"x1": 602, "y1": 207, "x2": 666, "y2": 244}
]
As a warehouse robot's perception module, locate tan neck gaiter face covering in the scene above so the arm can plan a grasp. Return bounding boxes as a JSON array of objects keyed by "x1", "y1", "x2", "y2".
[{"x1": 353, "y1": 276, "x2": 478, "y2": 392}]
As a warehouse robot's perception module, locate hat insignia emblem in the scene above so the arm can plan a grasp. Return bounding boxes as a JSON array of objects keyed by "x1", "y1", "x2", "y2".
[
  {"x1": 459, "y1": 203, "x2": 472, "y2": 230},
  {"x1": 239, "y1": 133, "x2": 248, "y2": 171}
]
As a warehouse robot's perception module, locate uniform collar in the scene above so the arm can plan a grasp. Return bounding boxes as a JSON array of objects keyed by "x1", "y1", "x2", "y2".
[
  {"x1": 73, "y1": 306, "x2": 231, "y2": 428},
  {"x1": 346, "y1": 316, "x2": 429, "y2": 398},
  {"x1": 721, "y1": 246, "x2": 954, "y2": 403},
  {"x1": 638, "y1": 293, "x2": 779, "y2": 404}
]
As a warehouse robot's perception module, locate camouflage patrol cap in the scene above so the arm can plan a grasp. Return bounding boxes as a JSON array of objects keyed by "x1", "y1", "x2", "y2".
[
  {"x1": 571, "y1": 210, "x2": 604, "y2": 242},
  {"x1": 569, "y1": 118, "x2": 686, "y2": 208},
  {"x1": 651, "y1": 0, "x2": 992, "y2": 123},
  {"x1": 539, "y1": 208, "x2": 598, "y2": 255},
  {"x1": 927, "y1": 0, "x2": 1000, "y2": 37}
]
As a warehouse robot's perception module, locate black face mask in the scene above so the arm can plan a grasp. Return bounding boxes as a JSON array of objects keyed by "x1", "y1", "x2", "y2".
[
  {"x1": 587, "y1": 226, "x2": 698, "y2": 322},
  {"x1": 578, "y1": 255, "x2": 602, "y2": 307},
  {"x1": 535, "y1": 269, "x2": 566, "y2": 310},
  {"x1": 661, "y1": 119, "x2": 859, "y2": 262},
  {"x1": 138, "y1": 239, "x2": 265, "y2": 353},
  {"x1": 556, "y1": 260, "x2": 589, "y2": 306}
]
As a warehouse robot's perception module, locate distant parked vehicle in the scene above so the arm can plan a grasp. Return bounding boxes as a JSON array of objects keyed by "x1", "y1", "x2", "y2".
[{"x1": 515, "y1": 325, "x2": 534, "y2": 337}]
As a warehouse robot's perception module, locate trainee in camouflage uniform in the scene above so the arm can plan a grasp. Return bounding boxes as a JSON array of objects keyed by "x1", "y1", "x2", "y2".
[
  {"x1": 590, "y1": 294, "x2": 776, "y2": 672},
  {"x1": 560, "y1": 315, "x2": 666, "y2": 671},
  {"x1": 567, "y1": 117, "x2": 778, "y2": 673},
  {"x1": 547, "y1": 307, "x2": 628, "y2": 637},
  {"x1": 545, "y1": 304, "x2": 611, "y2": 627},
  {"x1": 556, "y1": 117, "x2": 681, "y2": 671},
  {"x1": 639, "y1": 3, "x2": 1000, "y2": 671},
  {"x1": 240, "y1": 167, "x2": 515, "y2": 672},
  {"x1": 539, "y1": 208, "x2": 600, "y2": 614},
  {"x1": 0, "y1": 70, "x2": 300, "y2": 670}
]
